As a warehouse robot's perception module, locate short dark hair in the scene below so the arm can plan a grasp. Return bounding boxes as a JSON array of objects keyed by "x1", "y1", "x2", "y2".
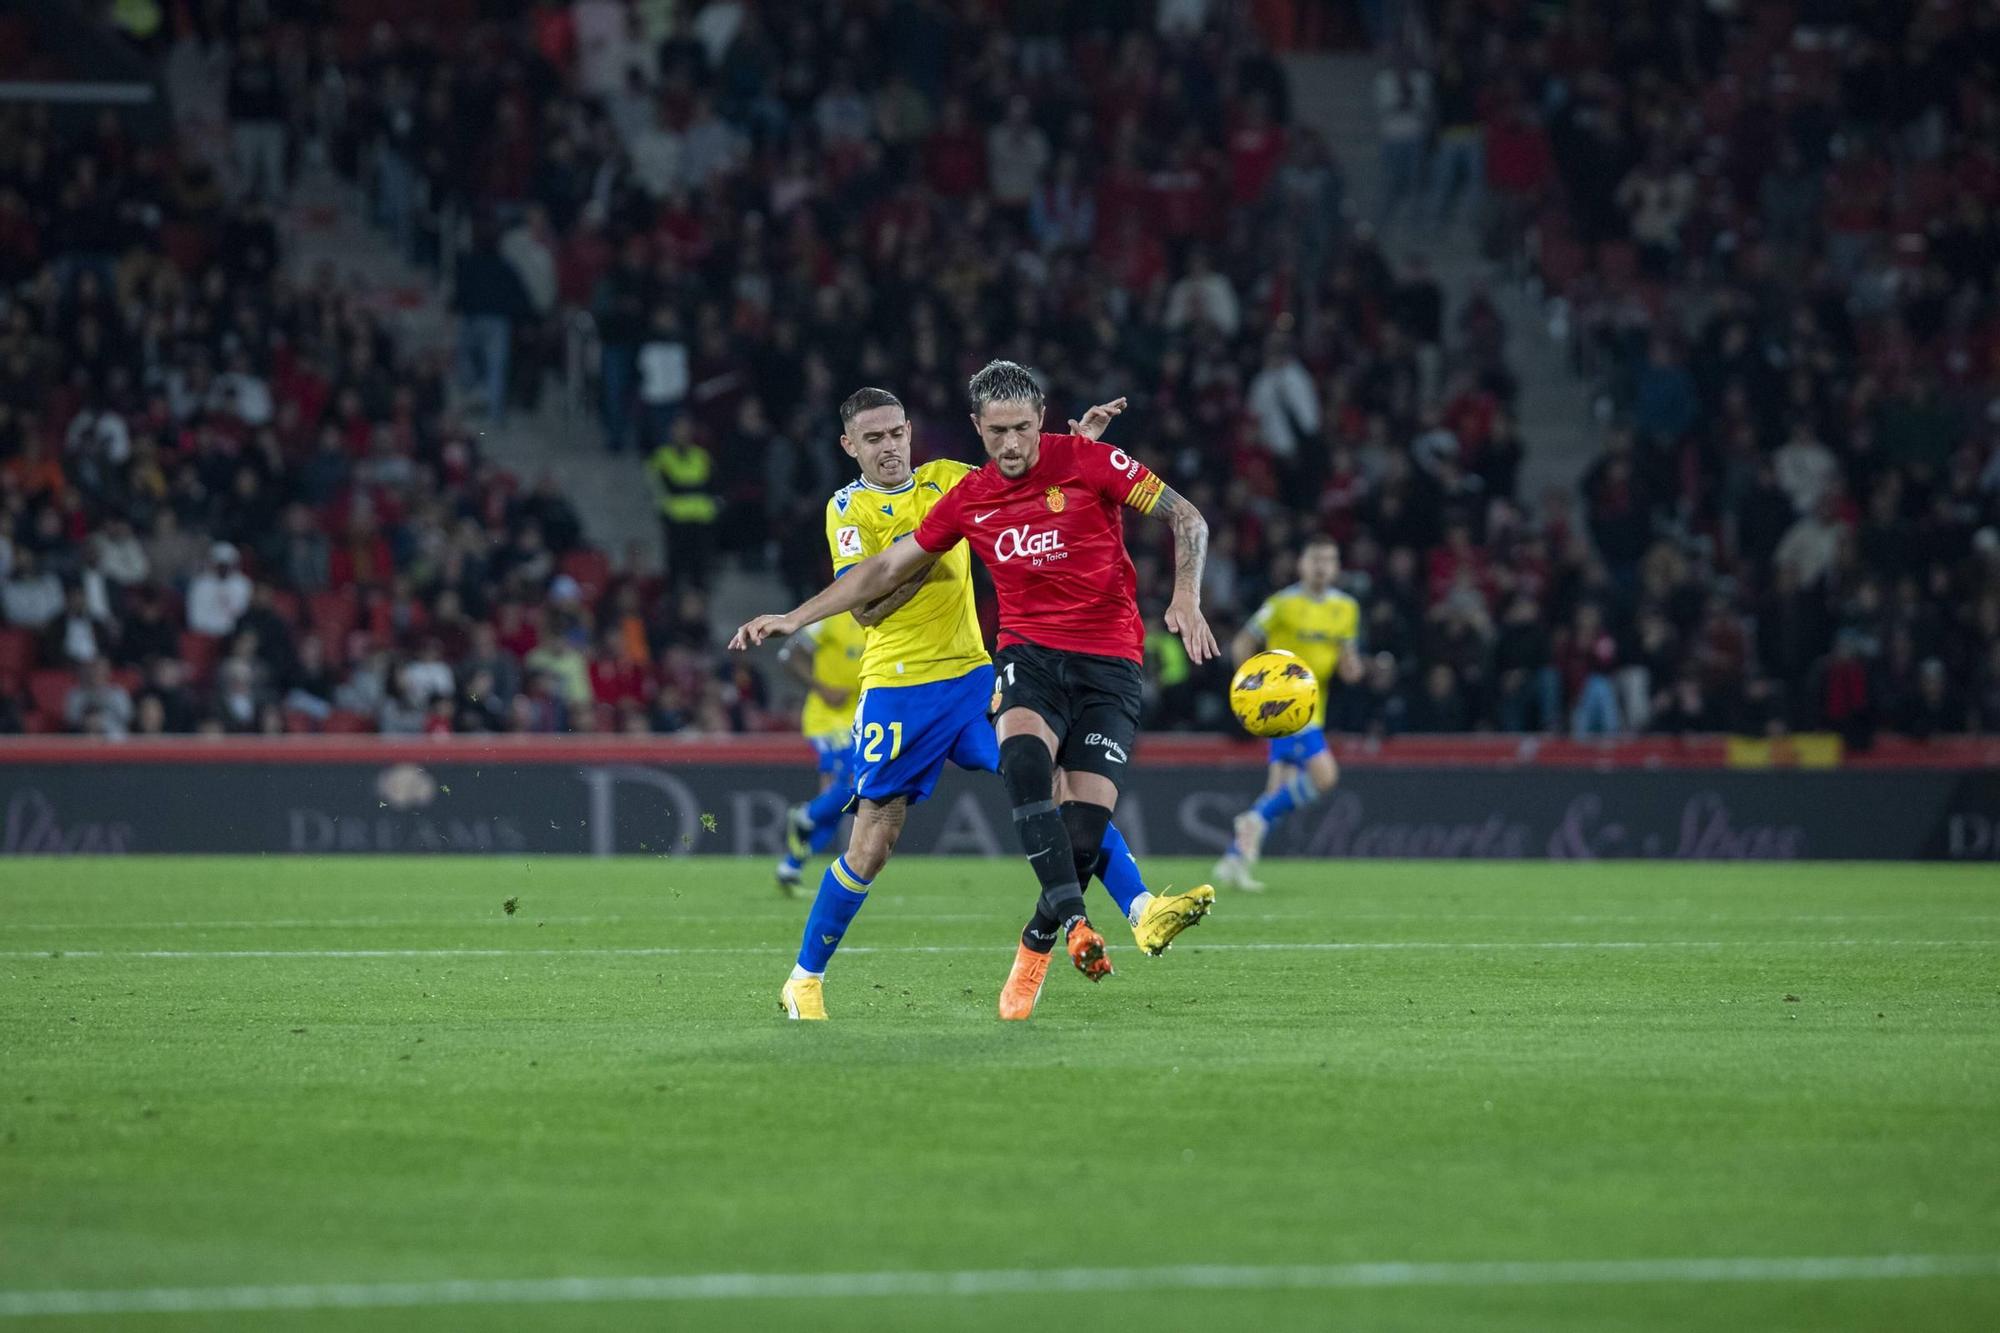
[
  {"x1": 839, "y1": 387, "x2": 904, "y2": 430},
  {"x1": 967, "y1": 359, "x2": 1043, "y2": 415}
]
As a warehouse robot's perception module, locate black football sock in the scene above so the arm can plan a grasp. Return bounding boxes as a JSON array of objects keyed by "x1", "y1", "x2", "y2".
[
  {"x1": 1000, "y1": 734, "x2": 1086, "y2": 952},
  {"x1": 1013, "y1": 803, "x2": 1087, "y2": 952}
]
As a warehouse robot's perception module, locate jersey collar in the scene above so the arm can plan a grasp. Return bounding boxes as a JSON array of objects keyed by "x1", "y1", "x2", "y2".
[{"x1": 859, "y1": 473, "x2": 916, "y2": 495}]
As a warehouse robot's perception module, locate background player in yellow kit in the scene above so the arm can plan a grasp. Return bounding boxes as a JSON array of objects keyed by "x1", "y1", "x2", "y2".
[
  {"x1": 1214, "y1": 537, "x2": 1364, "y2": 891},
  {"x1": 773, "y1": 611, "x2": 865, "y2": 893}
]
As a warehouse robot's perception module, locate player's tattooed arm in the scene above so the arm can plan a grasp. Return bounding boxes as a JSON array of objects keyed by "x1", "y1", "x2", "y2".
[
  {"x1": 731, "y1": 538, "x2": 939, "y2": 648},
  {"x1": 852, "y1": 570, "x2": 926, "y2": 628},
  {"x1": 1151, "y1": 485, "x2": 1220, "y2": 664}
]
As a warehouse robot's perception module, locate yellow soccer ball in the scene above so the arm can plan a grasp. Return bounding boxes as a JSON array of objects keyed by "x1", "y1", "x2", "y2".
[{"x1": 1229, "y1": 649, "x2": 1320, "y2": 738}]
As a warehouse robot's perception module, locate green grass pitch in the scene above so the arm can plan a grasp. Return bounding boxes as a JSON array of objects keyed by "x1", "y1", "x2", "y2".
[{"x1": 2, "y1": 856, "x2": 1997, "y2": 1331}]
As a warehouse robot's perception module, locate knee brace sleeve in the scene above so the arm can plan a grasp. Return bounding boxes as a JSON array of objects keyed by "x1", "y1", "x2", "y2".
[{"x1": 999, "y1": 734, "x2": 1056, "y2": 814}]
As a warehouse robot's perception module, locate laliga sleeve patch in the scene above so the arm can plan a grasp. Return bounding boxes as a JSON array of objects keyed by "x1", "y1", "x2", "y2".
[{"x1": 836, "y1": 526, "x2": 863, "y2": 558}]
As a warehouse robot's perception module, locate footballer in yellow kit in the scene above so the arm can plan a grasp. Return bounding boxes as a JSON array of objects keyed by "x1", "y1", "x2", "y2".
[
  {"x1": 1214, "y1": 536, "x2": 1364, "y2": 891},
  {"x1": 773, "y1": 610, "x2": 866, "y2": 892},
  {"x1": 773, "y1": 386, "x2": 1210, "y2": 1022}
]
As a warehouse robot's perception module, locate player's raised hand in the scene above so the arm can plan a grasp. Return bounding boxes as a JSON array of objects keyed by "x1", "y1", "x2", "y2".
[
  {"x1": 730, "y1": 614, "x2": 799, "y2": 650},
  {"x1": 1166, "y1": 599, "x2": 1219, "y2": 664},
  {"x1": 1069, "y1": 396, "x2": 1128, "y2": 440}
]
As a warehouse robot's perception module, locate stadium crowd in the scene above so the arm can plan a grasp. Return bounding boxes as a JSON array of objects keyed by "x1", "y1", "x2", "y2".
[
  {"x1": 320, "y1": 0, "x2": 1527, "y2": 734},
  {"x1": 1382, "y1": 0, "x2": 2000, "y2": 740},
  {"x1": 3, "y1": 0, "x2": 1997, "y2": 742},
  {"x1": 0, "y1": 56, "x2": 745, "y2": 739}
]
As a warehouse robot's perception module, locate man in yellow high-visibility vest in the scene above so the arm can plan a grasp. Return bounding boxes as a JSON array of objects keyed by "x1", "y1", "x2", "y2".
[{"x1": 648, "y1": 423, "x2": 717, "y2": 585}]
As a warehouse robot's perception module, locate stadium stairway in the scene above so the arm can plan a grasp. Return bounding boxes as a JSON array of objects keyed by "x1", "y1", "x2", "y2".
[
  {"x1": 1284, "y1": 51, "x2": 1599, "y2": 506},
  {"x1": 271, "y1": 163, "x2": 795, "y2": 623}
]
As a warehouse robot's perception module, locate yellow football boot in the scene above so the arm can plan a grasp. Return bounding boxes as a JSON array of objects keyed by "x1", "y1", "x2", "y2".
[
  {"x1": 1132, "y1": 885, "x2": 1216, "y2": 956},
  {"x1": 780, "y1": 975, "x2": 827, "y2": 1020}
]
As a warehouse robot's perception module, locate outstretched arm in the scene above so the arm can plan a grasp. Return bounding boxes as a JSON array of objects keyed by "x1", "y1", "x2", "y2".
[
  {"x1": 852, "y1": 570, "x2": 927, "y2": 628},
  {"x1": 1148, "y1": 485, "x2": 1219, "y2": 664},
  {"x1": 730, "y1": 538, "x2": 939, "y2": 649}
]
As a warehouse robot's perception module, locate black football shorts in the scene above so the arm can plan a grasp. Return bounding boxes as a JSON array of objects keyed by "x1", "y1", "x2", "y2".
[{"x1": 991, "y1": 639, "x2": 1144, "y2": 784}]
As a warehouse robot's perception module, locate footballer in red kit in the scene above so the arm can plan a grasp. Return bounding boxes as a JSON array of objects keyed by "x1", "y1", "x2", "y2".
[
  {"x1": 911, "y1": 432, "x2": 1162, "y2": 663},
  {"x1": 732, "y1": 360, "x2": 1219, "y2": 1019}
]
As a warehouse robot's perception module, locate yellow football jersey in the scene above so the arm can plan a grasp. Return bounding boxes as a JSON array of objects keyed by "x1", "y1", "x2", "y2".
[
  {"x1": 797, "y1": 611, "x2": 865, "y2": 738},
  {"x1": 1249, "y1": 583, "x2": 1361, "y2": 725},
  {"x1": 824, "y1": 459, "x2": 989, "y2": 690}
]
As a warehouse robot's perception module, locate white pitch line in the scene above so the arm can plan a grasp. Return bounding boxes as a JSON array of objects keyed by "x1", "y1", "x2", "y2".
[
  {"x1": 3, "y1": 940, "x2": 1997, "y2": 961},
  {"x1": 15, "y1": 912, "x2": 1998, "y2": 932},
  {"x1": 0, "y1": 913, "x2": 1001, "y2": 932},
  {"x1": 2, "y1": 1253, "x2": 1996, "y2": 1317}
]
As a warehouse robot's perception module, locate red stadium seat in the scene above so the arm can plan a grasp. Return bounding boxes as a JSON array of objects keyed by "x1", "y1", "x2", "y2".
[
  {"x1": 178, "y1": 633, "x2": 221, "y2": 685},
  {"x1": 325, "y1": 710, "x2": 374, "y2": 733},
  {"x1": 28, "y1": 669, "x2": 75, "y2": 725},
  {"x1": 0, "y1": 626, "x2": 34, "y2": 677}
]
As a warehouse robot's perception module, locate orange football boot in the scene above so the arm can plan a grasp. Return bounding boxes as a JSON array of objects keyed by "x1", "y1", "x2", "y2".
[
  {"x1": 998, "y1": 943, "x2": 1051, "y2": 1020},
  {"x1": 1066, "y1": 921, "x2": 1114, "y2": 982}
]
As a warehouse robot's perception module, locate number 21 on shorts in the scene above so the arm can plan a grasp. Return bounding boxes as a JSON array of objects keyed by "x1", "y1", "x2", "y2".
[{"x1": 861, "y1": 721, "x2": 903, "y2": 763}]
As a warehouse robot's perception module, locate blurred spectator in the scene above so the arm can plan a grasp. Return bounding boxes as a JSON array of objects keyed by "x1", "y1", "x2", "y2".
[
  {"x1": 1895, "y1": 660, "x2": 1961, "y2": 740},
  {"x1": 46, "y1": 583, "x2": 115, "y2": 665},
  {"x1": 3, "y1": 551, "x2": 62, "y2": 628},
  {"x1": 1404, "y1": 662, "x2": 1468, "y2": 733},
  {"x1": 637, "y1": 307, "x2": 689, "y2": 451},
  {"x1": 1247, "y1": 332, "x2": 1320, "y2": 468},
  {"x1": 1562, "y1": 604, "x2": 1622, "y2": 738},
  {"x1": 1375, "y1": 51, "x2": 1431, "y2": 230},
  {"x1": 185, "y1": 544, "x2": 251, "y2": 638},
  {"x1": 453, "y1": 222, "x2": 532, "y2": 424},
  {"x1": 227, "y1": 31, "x2": 286, "y2": 200},
  {"x1": 64, "y1": 659, "x2": 133, "y2": 738}
]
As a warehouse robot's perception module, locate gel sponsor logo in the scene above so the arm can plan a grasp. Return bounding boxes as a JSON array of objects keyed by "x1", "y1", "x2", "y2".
[{"x1": 993, "y1": 524, "x2": 1066, "y2": 563}]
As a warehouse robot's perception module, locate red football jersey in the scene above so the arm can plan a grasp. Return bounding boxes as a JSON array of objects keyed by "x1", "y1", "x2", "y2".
[{"x1": 913, "y1": 433, "x2": 1166, "y2": 663}]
